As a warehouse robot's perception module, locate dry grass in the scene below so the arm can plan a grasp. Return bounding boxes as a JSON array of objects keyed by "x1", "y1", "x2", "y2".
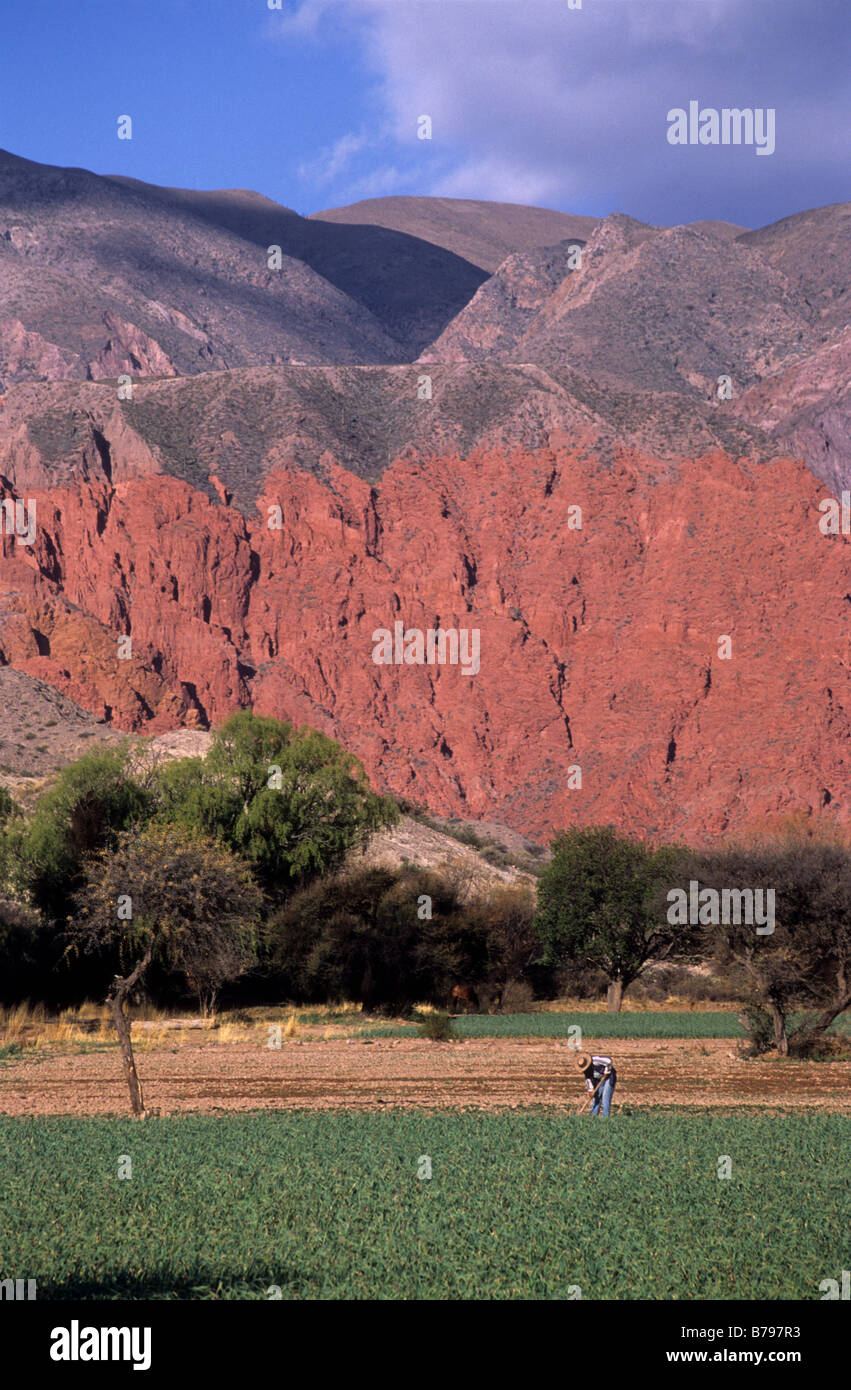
[
  {"x1": 1, "y1": 1000, "x2": 111, "y2": 1052},
  {"x1": 1, "y1": 995, "x2": 746, "y2": 1063},
  {"x1": 0, "y1": 998, "x2": 401, "y2": 1062},
  {"x1": 537, "y1": 995, "x2": 743, "y2": 1015},
  {"x1": 0, "y1": 999, "x2": 188, "y2": 1055}
]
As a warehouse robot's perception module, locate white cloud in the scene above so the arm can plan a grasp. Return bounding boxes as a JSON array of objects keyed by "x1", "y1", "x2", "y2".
[
  {"x1": 298, "y1": 130, "x2": 372, "y2": 185},
  {"x1": 433, "y1": 155, "x2": 566, "y2": 207},
  {"x1": 270, "y1": 0, "x2": 850, "y2": 223}
]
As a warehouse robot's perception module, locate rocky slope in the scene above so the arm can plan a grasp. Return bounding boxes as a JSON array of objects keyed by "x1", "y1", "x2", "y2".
[
  {"x1": 1, "y1": 153, "x2": 850, "y2": 844},
  {"x1": 421, "y1": 210, "x2": 835, "y2": 389},
  {"x1": 1, "y1": 385, "x2": 849, "y2": 843},
  {"x1": 421, "y1": 202, "x2": 851, "y2": 495},
  {"x1": 0, "y1": 149, "x2": 488, "y2": 372},
  {"x1": 311, "y1": 195, "x2": 599, "y2": 273}
]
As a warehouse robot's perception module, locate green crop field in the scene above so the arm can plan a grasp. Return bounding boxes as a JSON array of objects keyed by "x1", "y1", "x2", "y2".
[
  {"x1": 1, "y1": 1111, "x2": 848, "y2": 1300},
  {"x1": 363, "y1": 1010, "x2": 851, "y2": 1040},
  {"x1": 441, "y1": 1011, "x2": 747, "y2": 1038}
]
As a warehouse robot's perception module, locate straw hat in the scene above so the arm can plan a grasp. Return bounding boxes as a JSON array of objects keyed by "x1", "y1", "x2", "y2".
[{"x1": 575, "y1": 1053, "x2": 592, "y2": 1071}]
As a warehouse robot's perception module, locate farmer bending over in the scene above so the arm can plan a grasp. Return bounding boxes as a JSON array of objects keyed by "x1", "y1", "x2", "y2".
[{"x1": 577, "y1": 1052, "x2": 616, "y2": 1116}]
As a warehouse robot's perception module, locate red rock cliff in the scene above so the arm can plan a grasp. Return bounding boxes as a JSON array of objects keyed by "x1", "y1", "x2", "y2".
[{"x1": 1, "y1": 434, "x2": 849, "y2": 844}]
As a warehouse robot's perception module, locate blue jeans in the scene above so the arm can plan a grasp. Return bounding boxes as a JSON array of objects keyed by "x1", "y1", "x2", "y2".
[{"x1": 590, "y1": 1074, "x2": 616, "y2": 1116}]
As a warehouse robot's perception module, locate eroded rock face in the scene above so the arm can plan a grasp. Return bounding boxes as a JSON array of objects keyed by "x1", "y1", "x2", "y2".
[
  {"x1": 0, "y1": 318, "x2": 81, "y2": 382},
  {"x1": 1, "y1": 424, "x2": 849, "y2": 845},
  {"x1": 733, "y1": 327, "x2": 851, "y2": 500},
  {"x1": 87, "y1": 312, "x2": 177, "y2": 381},
  {"x1": 0, "y1": 158, "x2": 848, "y2": 844}
]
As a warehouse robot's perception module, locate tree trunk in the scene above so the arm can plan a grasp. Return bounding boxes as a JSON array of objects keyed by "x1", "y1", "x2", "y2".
[
  {"x1": 109, "y1": 992, "x2": 146, "y2": 1116},
  {"x1": 107, "y1": 943, "x2": 153, "y2": 1117},
  {"x1": 769, "y1": 998, "x2": 788, "y2": 1056},
  {"x1": 789, "y1": 988, "x2": 851, "y2": 1047},
  {"x1": 606, "y1": 979, "x2": 624, "y2": 1013},
  {"x1": 198, "y1": 986, "x2": 218, "y2": 1020}
]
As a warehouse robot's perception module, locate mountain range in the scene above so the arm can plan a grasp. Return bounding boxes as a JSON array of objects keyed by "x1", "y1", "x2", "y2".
[{"x1": 0, "y1": 147, "x2": 849, "y2": 843}]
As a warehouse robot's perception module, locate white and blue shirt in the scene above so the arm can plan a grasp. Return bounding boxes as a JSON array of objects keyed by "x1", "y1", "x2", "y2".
[{"x1": 586, "y1": 1055, "x2": 616, "y2": 1090}]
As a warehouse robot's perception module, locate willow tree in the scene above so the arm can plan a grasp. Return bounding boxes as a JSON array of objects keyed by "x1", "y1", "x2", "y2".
[{"x1": 151, "y1": 710, "x2": 398, "y2": 892}]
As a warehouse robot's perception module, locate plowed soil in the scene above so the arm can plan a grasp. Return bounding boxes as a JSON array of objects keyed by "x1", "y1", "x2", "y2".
[{"x1": 1, "y1": 1037, "x2": 848, "y2": 1115}]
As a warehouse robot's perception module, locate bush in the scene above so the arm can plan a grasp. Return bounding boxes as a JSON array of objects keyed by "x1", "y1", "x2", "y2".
[
  {"x1": 789, "y1": 1033, "x2": 851, "y2": 1061},
  {"x1": 554, "y1": 963, "x2": 610, "y2": 1000},
  {"x1": 739, "y1": 1007, "x2": 775, "y2": 1057},
  {"x1": 265, "y1": 866, "x2": 466, "y2": 1012},
  {"x1": 0, "y1": 898, "x2": 90, "y2": 1008},
  {"x1": 480, "y1": 846, "x2": 513, "y2": 869},
  {"x1": 498, "y1": 980, "x2": 536, "y2": 1012},
  {"x1": 419, "y1": 1011, "x2": 454, "y2": 1041},
  {"x1": 447, "y1": 824, "x2": 484, "y2": 849}
]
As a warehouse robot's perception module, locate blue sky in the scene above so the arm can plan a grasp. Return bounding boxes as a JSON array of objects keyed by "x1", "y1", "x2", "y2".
[{"x1": 0, "y1": 0, "x2": 847, "y2": 228}]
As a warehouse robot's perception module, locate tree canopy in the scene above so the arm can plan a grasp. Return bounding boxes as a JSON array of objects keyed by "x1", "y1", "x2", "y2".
[
  {"x1": 695, "y1": 817, "x2": 851, "y2": 1055},
  {"x1": 151, "y1": 710, "x2": 398, "y2": 891},
  {"x1": 534, "y1": 825, "x2": 692, "y2": 1010},
  {"x1": 11, "y1": 745, "x2": 151, "y2": 922}
]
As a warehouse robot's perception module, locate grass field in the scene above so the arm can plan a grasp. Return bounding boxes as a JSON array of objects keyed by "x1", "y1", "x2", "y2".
[
  {"x1": 363, "y1": 1010, "x2": 851, "y2": 1040},
  {"x1": 1, "y1": 1111, "x2": 848, "y2": 1299},
  {"x1": 433, "y1": 1011, "x2": 749, "y2": 1038}
]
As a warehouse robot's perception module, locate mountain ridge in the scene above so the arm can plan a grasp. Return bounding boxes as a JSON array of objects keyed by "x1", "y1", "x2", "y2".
[{"x1": 1, "y1": 150, "x2": 849, "y2": 842}]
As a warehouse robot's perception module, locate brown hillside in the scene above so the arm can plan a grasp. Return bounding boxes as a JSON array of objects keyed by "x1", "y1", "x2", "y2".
[{"x1": 311, "y1": 195, "x2": 599, "y2": 273}]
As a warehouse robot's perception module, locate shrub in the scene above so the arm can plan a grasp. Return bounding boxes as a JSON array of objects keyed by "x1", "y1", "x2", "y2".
[
  {"x1": 264, "y1": 865, "x2": 485, "y2": 1012},
  {"x1": 498, "y1": 980, "x2": 536, "y2": 1012},
  {"x1": 739, "y1": 1007, "x2": 775, "y2": 1057},
  {"x1": 790, "y1": 1033, "x2": 851, "y2": 1061},
  {"x1": 420, "y1": 1011, "x2": 454, "y2": 1041},
  {"x1": 443, "y1": 822, "x2": 484, "y2": 849}
]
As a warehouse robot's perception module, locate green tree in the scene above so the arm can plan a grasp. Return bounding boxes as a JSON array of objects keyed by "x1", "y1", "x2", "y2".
[
  {"x1": 265, "y1": 865, "x2": 496, "y2": 1012},
  {"x1": 152, "y1": 710, "x2": 398, "y2": 892},
  {"x1": 12, "y1": 746, "x2": 149, "y2": 922},
  {"x1": 0, "y1": 786, "x2": 22, "y2": 891},
  {"x1": 535, "y1": 825, "x2": 691, "y2": 1011},
  {"x1": 70, "y1": 824, "x2": 262, "y2": 1114}
]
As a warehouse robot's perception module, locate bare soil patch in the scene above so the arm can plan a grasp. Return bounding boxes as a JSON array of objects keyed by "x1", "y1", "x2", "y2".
[{"x1": 1, "y1": 1036, "x2": 847, "y2": 1116}]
